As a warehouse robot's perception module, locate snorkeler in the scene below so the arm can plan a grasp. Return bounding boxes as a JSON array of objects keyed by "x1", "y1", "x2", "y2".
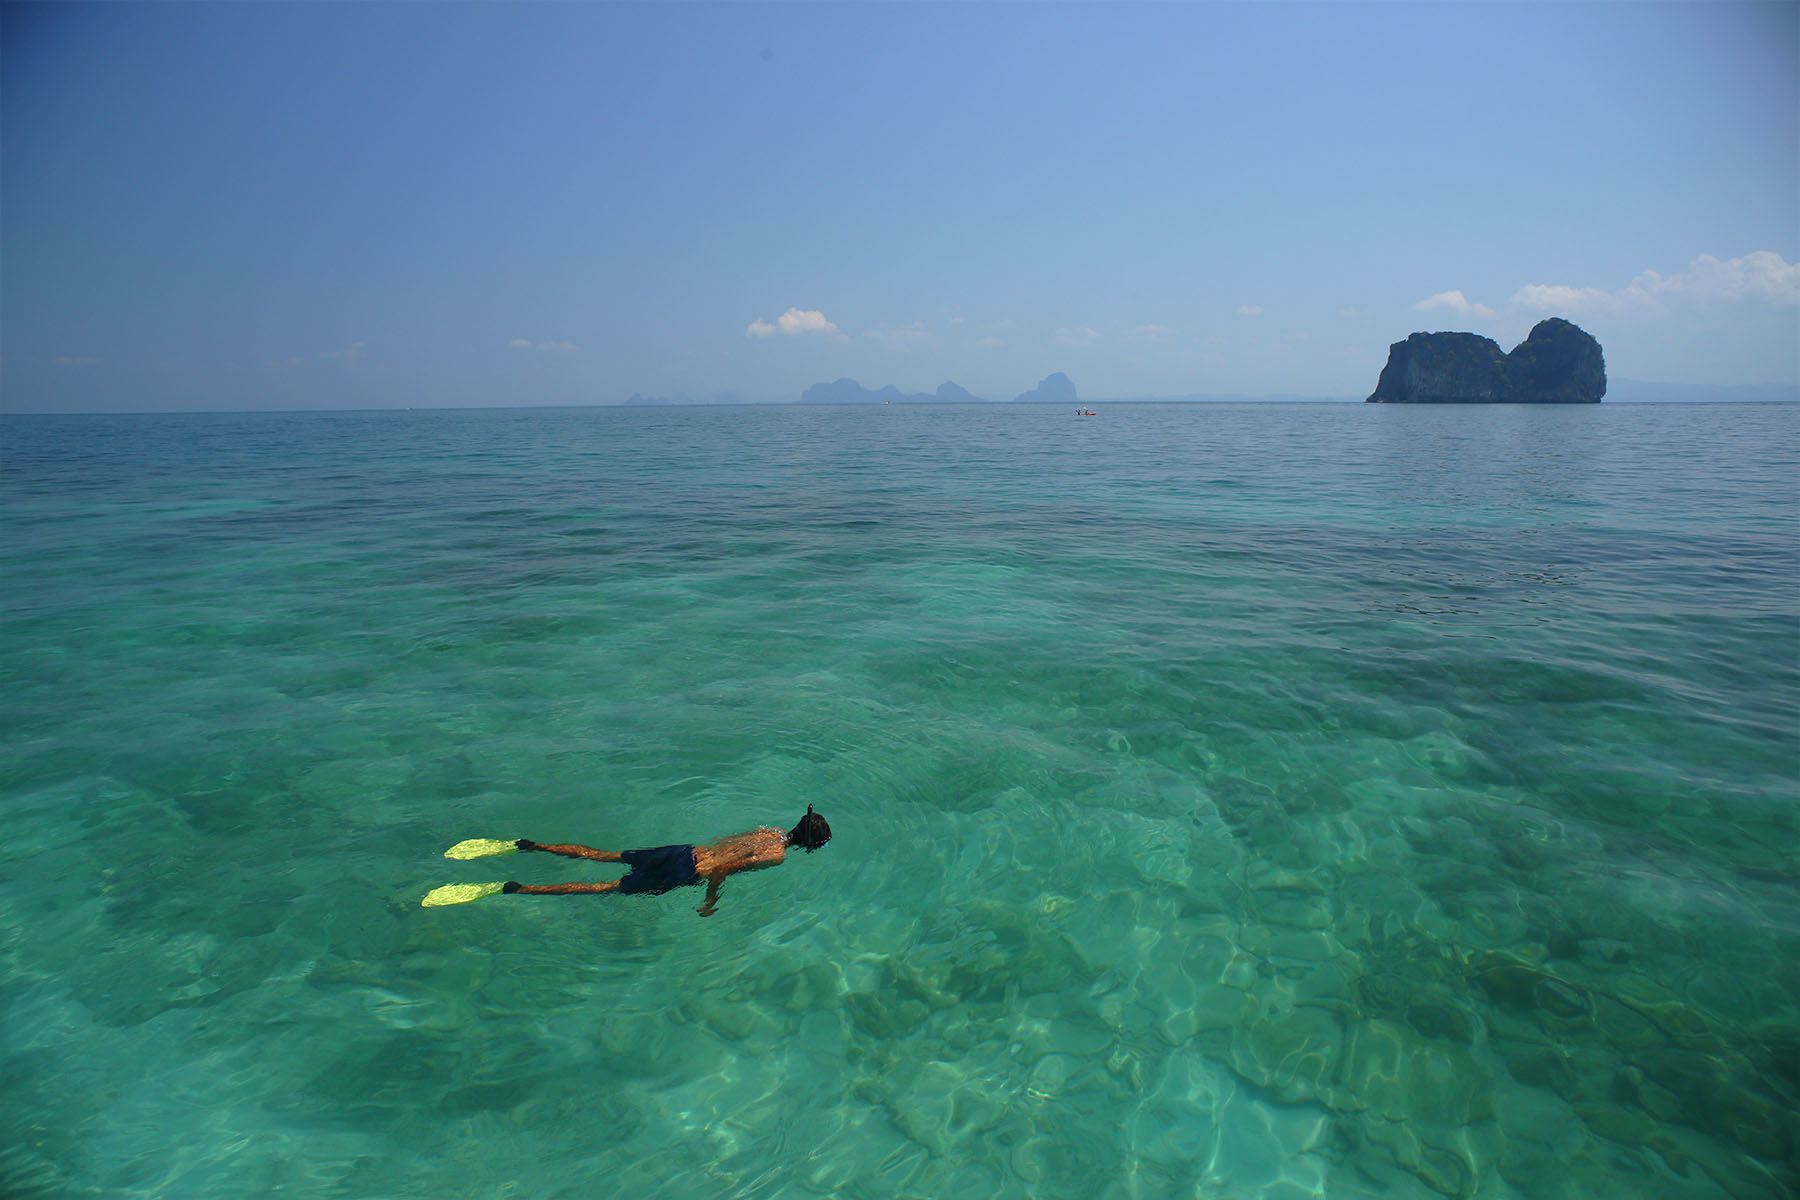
[{"x1": 421, "y1": 805, "x2": 831, "y2": 916}]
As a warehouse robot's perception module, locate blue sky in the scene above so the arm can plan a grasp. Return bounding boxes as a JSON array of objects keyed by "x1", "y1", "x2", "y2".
[{"x1": 3, "y1": 1, "x2": 1795, "y2": 411}]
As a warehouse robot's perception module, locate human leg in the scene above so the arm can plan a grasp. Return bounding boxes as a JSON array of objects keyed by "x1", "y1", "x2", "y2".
[
  {"x1": 516, "y1": 840, "x2": 624, "y2": 862},
  {"x1": 502, "y1": 879, "x2": 622, "y2": 895}
]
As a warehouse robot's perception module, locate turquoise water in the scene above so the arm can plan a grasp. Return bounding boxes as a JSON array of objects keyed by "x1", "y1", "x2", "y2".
[{"x1": 2, "y1": 402, "x2": 1796, "y2": 1199}]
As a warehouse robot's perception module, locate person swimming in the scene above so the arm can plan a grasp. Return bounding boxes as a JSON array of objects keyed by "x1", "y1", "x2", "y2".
[{"x1": 489, "y1": 805, "x2": 831, "y2": 916}]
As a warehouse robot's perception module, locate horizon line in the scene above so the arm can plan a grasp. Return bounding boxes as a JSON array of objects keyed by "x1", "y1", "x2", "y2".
[{"x1": 7, "y1": 388, "x2": 1797, "y2": 419}]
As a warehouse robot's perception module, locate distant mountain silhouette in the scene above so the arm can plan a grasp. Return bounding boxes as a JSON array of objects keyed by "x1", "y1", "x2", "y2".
[
  {"x1": 801, "y1": 379, "x2": 902, "y2": 404},
  {"x1": 1013, "y1": 372, "x2": 1077, "y2": 404},
  {"x1": 796, "y1": 375, "x2": 1085, "y2": 404},
  {"x1": 798, "y1": 379, "x2": 990, "y2": 404}
]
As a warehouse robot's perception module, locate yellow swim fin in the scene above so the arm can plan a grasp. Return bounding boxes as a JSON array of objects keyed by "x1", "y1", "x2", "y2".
[
  {"x1": 444, "y1": 838, "x2": 519, "y2": 860},
  {"x1": 421, "y1": 881, "x2": 507, "y2": 907}
]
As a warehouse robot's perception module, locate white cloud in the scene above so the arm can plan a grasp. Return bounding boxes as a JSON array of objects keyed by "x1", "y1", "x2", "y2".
[
  {"x1": 1412, "y1": 291, "x2": 1495, "y2": 318},
  {"x1": 1236, "y1": 305, "x2": 1263, "y2": 316},
  {"x1": 509, "y1": 339, "x2": 577, "y2": 351},
  {"x1": 1056, "y1": 326, "x2": 1100, "y2": 346},
  {"x1": 321, "y1": 341, "x2": 368, "y2": 359},
  {"x1": 777, "y1": 307, "x2": 838, "y2": 335},
  {"x1": 974, "y1": 335, "x2": 1005, "y2": 349},
  {"x1": 1658, "y1": 251, "x2": 1799, "y2": 304},
  {"x1": 1132, "y1": 323, "x2": 1173, "y2": 341},
  {"x1": 746, "y1": 306, "x2": 843, "y2": 339},
  {"x1": 1509, "y1": 284, "x2": 1616, "y2": 313},
  {"x1": 1511, "y1": 251, "x2": 1799, "y2": 314}
]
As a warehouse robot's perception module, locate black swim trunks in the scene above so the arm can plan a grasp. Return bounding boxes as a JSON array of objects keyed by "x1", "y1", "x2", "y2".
[{"x1": 617, "y1": 844, "x2": 702, "y2": 895}]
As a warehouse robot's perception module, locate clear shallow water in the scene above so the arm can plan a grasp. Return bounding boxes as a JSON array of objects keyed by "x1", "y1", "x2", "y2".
[{"x1": 1, "y1": 402, "x2": 1796, "y2": 1199}]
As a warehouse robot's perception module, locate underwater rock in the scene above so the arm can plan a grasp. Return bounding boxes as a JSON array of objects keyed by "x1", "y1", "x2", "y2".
[
  {"x1": 1631, "y1": 1049, "x2": 1796, "y2": 1162},
  {"x1": 845, "y1": 988, "x2": 933, "y2": 1040},
  {"x1": 1468, "y1": 951, "x2": 1594, "y2": 1028},
  {"x1": 1406, "y1": 1002, "x2": 1478, "y2": 1045},
  {"x1": 1255, "y1": 892, "x2": 1335, "y2": 930},
  {"x1": 1493, "y1": 1039, "x2": 1579, "y2": 1094},
  {"x1": 1182, "y1": 982, "x2": 1260, "y2": 1041},
  {"x1": 1404, "y1": 729, "x2": 1484, "y2": 778},
  {"x1": 1587, "y1": 994, "x2": 1662, "y2": 1050},
  {"x1": 1472, "y1": 959, "x2": 1541, "y2": 1009},
  {"x1": 879, "y1": 1060, "x2": 1015, "y2": 1157},
  {"x1": 1358, "y1": 972, "x2": 1409, "y2": 1011},
  {"x1": 1573, "y1": 1099, "x2": 1656, "y2": 1147},
  {"x1": 1339, "y1": 1017, "x2": 1495, "y2": 1125},
  {"x1": 1415, "y1": 1142, "x2": 1477, "y2": 1199},
  {"x1": 1228, "y1": 1002, "x2": 1345, "y2": 1104},
  {"x1": 1608, "y1": 975, "x2": 1728, "y2": 1050},
  {"x1": 1533, "y1": 976, "x2": 1594, "y2": 1022}
]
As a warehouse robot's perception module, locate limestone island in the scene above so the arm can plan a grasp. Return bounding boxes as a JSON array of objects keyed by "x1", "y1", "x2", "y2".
[
  {"x1": 1365, "y1": 317, "x2": 1605, "y2": 403},
  {"x1": 796, "y1": 372, "x2": 1080, "y2": 404},
  {"x1": 801, "y1": 379, "x2": 984, "y2": 404}
]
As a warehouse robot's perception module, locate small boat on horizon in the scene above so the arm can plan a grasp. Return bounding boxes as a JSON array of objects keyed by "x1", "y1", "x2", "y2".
[{"x1": 1076, "y1": 408, "x2": 1097, "y2": 416}]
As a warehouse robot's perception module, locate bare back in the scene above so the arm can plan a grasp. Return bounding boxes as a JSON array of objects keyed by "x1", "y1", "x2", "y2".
[{"x1": 692, "y1": 826, "x2": 788, "y2": 880}]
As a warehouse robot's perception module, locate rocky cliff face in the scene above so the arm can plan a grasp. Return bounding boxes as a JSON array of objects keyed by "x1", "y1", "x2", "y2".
[
  {"x1": 1505, "y1": 317, "x2": 1607, "y2": 403},
  {"x1": 1365, "y1": 318, "x2": 1606, "y2": 403},
  {"x1": 1366, "y1": 332, "x2": 1512, "y2": 403}
]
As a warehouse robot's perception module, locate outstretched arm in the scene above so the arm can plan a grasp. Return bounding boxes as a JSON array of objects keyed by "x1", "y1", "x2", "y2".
[
  {"x1": 698, "y1": 874, "x2": 724, "y2": 917},
  {"x1": 516, "y1": 840, "x2": 623, "y2": 862}
]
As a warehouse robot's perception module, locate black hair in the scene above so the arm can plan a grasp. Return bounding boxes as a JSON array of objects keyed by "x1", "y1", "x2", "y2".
[{"x1": 789, "y1": 804, "x2": 831, "y2": 852}]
